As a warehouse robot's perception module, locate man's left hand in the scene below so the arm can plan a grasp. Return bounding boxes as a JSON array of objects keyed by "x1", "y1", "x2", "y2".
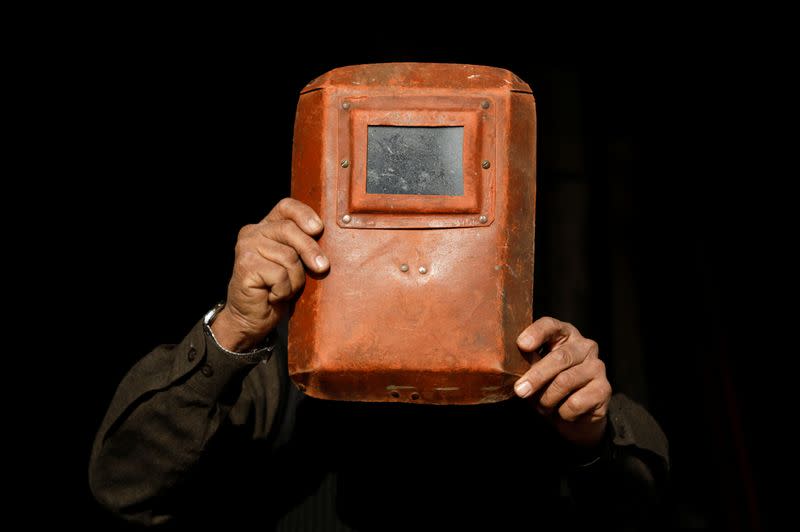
[{"x1": 514, "y1": 317, "x2": 611, "y2": 448}]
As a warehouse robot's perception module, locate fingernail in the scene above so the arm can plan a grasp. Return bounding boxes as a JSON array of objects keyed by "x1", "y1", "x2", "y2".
[
  {"x1": 517, "y1": 335, "x2": 535, "y2": 350},
  {"x1": 514, "y1": 380, "x2": 532, "y2": 398},
  {"x1": 308, "y1": 218, "x2": 322, "y2": 231},
  {"x1": 315, "y1": 255, "x2": 329, "y2": 270}
]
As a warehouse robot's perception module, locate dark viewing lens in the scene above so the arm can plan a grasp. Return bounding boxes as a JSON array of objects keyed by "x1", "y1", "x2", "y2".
[{"x1": 366, "y1": 126, "x2": 464, "y2": 196}]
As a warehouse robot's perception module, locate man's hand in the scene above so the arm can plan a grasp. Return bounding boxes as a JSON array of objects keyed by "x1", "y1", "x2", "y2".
[
  {"x1": 514, "y1": 317, "x2": 611, "y2": 448},
  {"x1": 211, "y1": 198, "x2": 329, "y2": 352}
]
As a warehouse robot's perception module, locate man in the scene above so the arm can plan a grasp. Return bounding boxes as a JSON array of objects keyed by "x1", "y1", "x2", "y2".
[{"x1": 90, "y1": 198, "x2": 668, "y2": 530}]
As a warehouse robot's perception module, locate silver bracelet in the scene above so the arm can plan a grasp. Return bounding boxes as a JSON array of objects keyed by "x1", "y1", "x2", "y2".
[{"x1": 203, "y1": 302, "x2": 277, "y2": 363}]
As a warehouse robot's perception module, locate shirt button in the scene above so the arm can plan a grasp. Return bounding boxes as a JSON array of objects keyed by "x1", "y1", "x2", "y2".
[
  {"x1": 201, "y1": 363, "x2": 214, "y2": 377},
  {"x1": 187, "y1": 347, "x2": 197, "y2": 362}
]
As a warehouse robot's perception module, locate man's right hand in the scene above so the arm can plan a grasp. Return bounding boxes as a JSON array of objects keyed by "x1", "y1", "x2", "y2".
[{"x1": 211, "y1": 198, "x2": 329, "y2": 352}]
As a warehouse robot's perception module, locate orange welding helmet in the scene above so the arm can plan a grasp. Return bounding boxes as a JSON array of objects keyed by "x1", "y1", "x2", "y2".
[{"x1": 288, "y1": 63, "x2": 536, "y2": 405}]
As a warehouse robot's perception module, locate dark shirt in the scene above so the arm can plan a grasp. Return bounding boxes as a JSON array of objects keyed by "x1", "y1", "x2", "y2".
[{"x1": 90, "y1": 320, "x2": 669, "y2": 530}]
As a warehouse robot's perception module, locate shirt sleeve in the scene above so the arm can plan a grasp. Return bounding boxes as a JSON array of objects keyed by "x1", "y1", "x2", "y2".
[
  {"x1": 88, "y1": 319, "x2": 285, "y2": 526},
  {"x1": 565, "y1": 393, "x2": 670, "y2": 529},
  {"x1": 607, "y1": 393, "x2": 670, "y2": 471}
]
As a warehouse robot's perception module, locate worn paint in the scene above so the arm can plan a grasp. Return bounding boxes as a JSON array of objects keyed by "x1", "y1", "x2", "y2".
[{"x1": 288, "y1": 63, "x2": 536, "y2": 405}]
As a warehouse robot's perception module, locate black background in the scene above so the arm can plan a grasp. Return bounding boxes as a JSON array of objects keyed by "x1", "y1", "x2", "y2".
[{"x1": 38, "y1": 18, "x2": 788, "y2": 531}]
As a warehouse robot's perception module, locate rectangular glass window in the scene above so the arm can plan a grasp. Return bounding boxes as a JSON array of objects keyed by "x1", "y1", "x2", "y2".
[{"x1": 366, "y1": 126, "x2": 464, "y2": 196}]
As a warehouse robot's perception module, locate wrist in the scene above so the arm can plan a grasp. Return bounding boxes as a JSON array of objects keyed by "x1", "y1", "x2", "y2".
[
  {"x1": 568, "y1": 419, "x2": 614, "y2": 468},
  {"x1": 210, "y1": 306, "x2": 269, "y2": 352}
]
